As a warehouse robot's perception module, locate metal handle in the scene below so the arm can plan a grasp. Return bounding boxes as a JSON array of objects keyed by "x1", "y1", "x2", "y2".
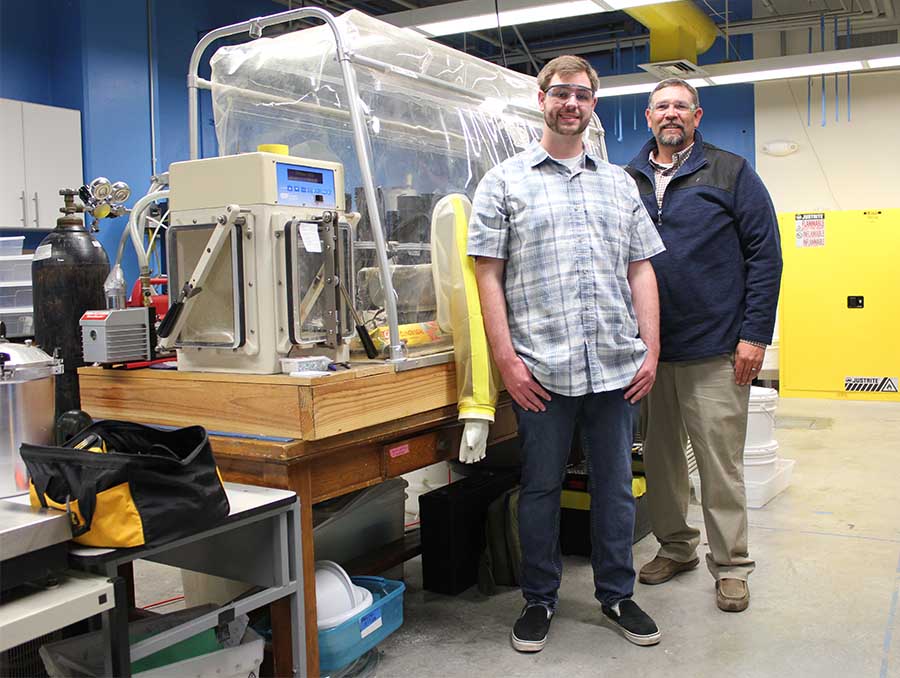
[
  {"x1": 32, "y1": 192, "x2": 40, "y2": 227},
  {"x1": 20, "y1": 191, "x2": 28, "y2": 227}
]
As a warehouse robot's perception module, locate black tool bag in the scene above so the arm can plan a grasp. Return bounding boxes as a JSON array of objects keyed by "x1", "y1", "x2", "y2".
[{"x1": 21, "y1": 420, "x2": 230, "y2": 549}]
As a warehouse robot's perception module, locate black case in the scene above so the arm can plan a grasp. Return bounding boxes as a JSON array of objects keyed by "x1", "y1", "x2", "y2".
[{"x1": 419, "y1": 469, "x2": 519, "y2": 595}]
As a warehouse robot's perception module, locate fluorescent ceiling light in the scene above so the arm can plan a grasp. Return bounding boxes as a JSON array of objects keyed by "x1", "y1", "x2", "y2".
[
  {"x1": 709, "y1": 61, "x2": 864, "y2": 85},
  {"x1": 596, "y1": 82, "x2": 657, "y2": 98},
  {"x1": 594, "y1": 44, "x2": 900, "y2": 97},
  {"x1": 387, "y1": 0, "x2": 679, "y2": 38},
  {"x1": 417, "y1": 1, "x2": 602, "y2": 36},
  {"x1": 867, "y1": 56, "x2": 900, "y2": 69}
]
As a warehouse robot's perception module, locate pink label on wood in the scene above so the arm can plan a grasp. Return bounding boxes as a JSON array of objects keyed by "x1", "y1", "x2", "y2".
[{"x1": 389, "y1": 444, "x2": 410, "y2": 458}]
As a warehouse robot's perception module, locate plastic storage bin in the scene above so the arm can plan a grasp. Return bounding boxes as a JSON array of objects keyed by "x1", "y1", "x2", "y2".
[
  {"x1": 0, "y1": 283, "x2": 33, "y2": 309},
  {"x1": 0, "y1": 307, "x2": 34, "y2": 337},
  {"x1": 313, "y1": 478, "x2": 408, "y2": 568},
  {"x1": 38, "y1": 604, "x2": 264, "y2": 677},
  {"x1": 0, "y1": 255, "x2": 32, "y2": 283},
  {"x1": 0, "y1": 236, "x2": 24, "y2": 256},
  {"x1": 318, "y1": 576, "x2": 405, "y2": 673}
]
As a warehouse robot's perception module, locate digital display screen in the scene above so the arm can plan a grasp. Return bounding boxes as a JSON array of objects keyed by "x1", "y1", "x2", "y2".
[{"x1": 287, "y1": 168, "x2": 324, "y2": 184}]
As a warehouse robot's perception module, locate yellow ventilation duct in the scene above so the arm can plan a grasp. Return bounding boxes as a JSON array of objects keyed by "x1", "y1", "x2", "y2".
[{"x1": 625, "y1": 0, "x2": 718, "y2": 64}]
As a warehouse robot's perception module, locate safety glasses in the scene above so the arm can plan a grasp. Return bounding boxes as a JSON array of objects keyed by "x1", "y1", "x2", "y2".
[{"x1": 544, "y1": 84, "x2": 596, "y2": 103}]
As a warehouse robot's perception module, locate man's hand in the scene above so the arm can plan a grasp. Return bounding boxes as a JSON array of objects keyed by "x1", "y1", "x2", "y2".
[
  {"x1": 624, "y1": 351, "x2": 658, "y2": 403},
  {"x1": 459, "y1": 419, "x2": 490, "y2": 464},
  {"x1": 734, "y1": 340, "x2": 765, "y2": 385},
  {"x1": 499, "y1": 356, "x2": 551, "y2": 412}
]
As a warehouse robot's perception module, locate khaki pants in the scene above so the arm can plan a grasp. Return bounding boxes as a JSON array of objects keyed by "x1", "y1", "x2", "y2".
[{"x1": 641, "y1": 354, "x2": 755, "y2": 581}]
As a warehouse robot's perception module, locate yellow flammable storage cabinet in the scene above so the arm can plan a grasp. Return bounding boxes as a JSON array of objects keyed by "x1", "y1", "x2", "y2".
[{"x1": 779, "y1": 209, "x2": 899, "y2": 401}]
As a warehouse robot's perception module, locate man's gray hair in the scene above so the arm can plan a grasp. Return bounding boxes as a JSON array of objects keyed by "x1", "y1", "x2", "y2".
[{"x1": 648, "y1": 78, "x2": 700, "y2": 109}]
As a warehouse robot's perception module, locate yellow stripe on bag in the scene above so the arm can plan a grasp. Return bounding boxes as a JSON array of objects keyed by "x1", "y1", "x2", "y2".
[
  {"x1": 451, "y1": 196, "x2": 491, "y2": 408},
  {"x1": 29, "y1": 481, "x2": 146, "y2": 548}
]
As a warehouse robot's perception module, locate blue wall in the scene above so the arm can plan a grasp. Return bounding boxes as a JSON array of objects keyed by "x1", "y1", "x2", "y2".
[
  {"x1": 592, "y1": 8, "x2": 757, "y2": 167},
  {"x1": 0, "y1": 0, "x2": 282, "y2": 285},
  {"x1": 3, "y1": 0, "x2": 762, "y2": 281}
]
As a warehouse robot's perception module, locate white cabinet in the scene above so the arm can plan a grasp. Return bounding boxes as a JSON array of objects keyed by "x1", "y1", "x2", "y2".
[
  {"x1": 0, "y1": 98, "x2": 83, "y2": 230},
  {"x1": 0, "y1": 100, "x2": 27, "y2": 228}
]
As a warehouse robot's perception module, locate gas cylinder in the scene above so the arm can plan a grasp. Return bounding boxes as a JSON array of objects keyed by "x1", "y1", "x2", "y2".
[{"x1": 32, "y1": 190, "x2": 109, "y2": 419}]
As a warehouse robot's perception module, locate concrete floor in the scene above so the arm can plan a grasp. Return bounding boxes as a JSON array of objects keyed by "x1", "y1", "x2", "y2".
[{"x1": 134, "y1": 397, "x2": 900, "y2": 678}]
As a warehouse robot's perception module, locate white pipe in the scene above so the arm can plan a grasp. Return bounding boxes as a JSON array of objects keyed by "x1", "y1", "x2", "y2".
[{"x1": 128, "y1": 189, "x2": 170, "y2": 276}]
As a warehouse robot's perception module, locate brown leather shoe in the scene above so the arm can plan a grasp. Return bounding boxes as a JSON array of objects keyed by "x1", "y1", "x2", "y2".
[
  {"x1": 638, "y1": 555, "x2": 700, "y2": 585},
  {"x1": 716, "y1": 578, "x2": 750, "y2": 612}
]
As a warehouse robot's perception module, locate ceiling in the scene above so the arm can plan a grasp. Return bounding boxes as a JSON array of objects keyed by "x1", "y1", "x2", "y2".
[{"x1": 271, "y1": 0, "x2": 899, "y2": 75}]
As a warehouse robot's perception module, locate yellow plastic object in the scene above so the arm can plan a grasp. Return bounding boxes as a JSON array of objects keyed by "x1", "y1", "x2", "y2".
[
  {"x1": 257, "y1": 143, "x2": 289, "y2": 155},
  {"x1": 561, "y1": 477, "x2": 647, "y2": 510},
  {"x1": 779, "y1": 209, "x2": 900, "y2": 401},
  {"x1": 431, "y1": 194, "x2": 499, "y2": 421},
  {"x1": 92, "y1": 202, "x2": 111, "y2": 219},
  {"x1": 625, "y1": 1, "x2": 717, "y2": 63},
  {"x1": 366, "y1": 321, "x2": 445, "y2": 349}
]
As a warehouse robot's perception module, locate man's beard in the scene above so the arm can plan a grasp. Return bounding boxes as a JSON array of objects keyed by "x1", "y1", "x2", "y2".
[
  {"x1": 545, "y1": 108, "x2": 590, "y2": 136},
  {"x1": 657, "y1": 124, "x2": 686, "y2": 147}
]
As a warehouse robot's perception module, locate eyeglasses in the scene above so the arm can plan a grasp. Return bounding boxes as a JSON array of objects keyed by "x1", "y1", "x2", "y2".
[
  {"x1": 544, "y1": 85, "x2": 596, "y2": 103},
  {"x1": 650, "y1": 100, "x2": 697, "y2": 114}
]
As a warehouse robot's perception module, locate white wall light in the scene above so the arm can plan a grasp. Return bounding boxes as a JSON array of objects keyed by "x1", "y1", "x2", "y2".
[{"x1": 761, "y1": 140, "x2": 800, "y2": 156}]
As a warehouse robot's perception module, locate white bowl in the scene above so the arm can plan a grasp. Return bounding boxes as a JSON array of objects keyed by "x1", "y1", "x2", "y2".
[{"x1": 315, "y1": 561, "x2": 374, "y2": 629}]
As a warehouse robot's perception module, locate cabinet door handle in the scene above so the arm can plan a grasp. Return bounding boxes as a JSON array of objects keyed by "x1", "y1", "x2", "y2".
[
  {"x1": 32, "y1": 192, "x2": 39, "y2": 227},
  {"x1": 20, "y1": 191, "x2": 29, "y2": 227}
]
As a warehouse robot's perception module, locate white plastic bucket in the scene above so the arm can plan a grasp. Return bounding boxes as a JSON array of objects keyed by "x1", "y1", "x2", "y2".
[
  {"x1": 745, "y1": 386, "x2": 778, "y2": 448},
  {"x1": 744, "y1": 440, "x2": 779, "y2": 464}
]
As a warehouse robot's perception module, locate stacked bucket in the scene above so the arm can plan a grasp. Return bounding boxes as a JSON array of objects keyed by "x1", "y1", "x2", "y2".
[
  {"x1": 741, "y1": 387, "x2": 795, "y2": 508},
  {"x1": 691, "y1": 387, "x2": 795, "y2": 508}
]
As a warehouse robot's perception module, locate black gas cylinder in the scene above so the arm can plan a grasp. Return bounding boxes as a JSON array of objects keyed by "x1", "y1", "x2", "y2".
[{"x1": 32, "y1": 191, "x2": 109, "y2": 419}]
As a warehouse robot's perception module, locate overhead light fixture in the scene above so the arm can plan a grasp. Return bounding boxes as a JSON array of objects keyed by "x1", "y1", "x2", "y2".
[
  {"x1": 384, "y1": 0, "x2": 679, "y2": 38},
  {"x1": 709, "y1": 60, "x2": 864, "y2": 85},
  {"x1": 594, "y1": 43, "x2": 900, "y2": 98},
  {"x1": 868, "y1": 55, "x2": 900, "y2": 68}
]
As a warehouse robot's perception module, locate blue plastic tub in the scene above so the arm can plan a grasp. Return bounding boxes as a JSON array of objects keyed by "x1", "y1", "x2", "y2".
[{"x1": 318, "y1": 576, "x2": 405, "y2": 673}]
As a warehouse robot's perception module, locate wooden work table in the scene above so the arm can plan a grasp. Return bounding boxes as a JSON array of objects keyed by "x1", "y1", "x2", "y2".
[{"x1": 78, "y1": 364, "x2": 516, "y2": 677}]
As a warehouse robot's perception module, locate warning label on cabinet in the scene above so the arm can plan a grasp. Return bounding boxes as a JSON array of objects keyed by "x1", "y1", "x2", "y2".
[
  {"x1": 844, "y1": 377, "x2": 899, "y2": 393},
  {"x1": 795, "y1": 213, "x2": 826, "y2": 248}
]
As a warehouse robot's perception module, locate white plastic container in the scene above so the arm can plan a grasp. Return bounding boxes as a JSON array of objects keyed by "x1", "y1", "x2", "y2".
[
  {"x1": 746, "y1": 458, "x2": 796, "y2": 508},
  {"x1": 692, "y1": 458, "x2": 795, "y2": 508},
  {"x1": 0, "y1": 307, "x2": 34, "y2": 337},
  {"x1": 0, "y1": 236, "x2": 25, "y2": 257},
  {"x1": 744, "y1": 440, "x2": 779, "y2": 464},
  {"x1": 742, "y1": 456, "x2": 778, "y2": 483},
  {"x1": 745, "y1": 386, "x2": 778, "y2": 448},
  {"x1": 0, "y1": 255, "x2": 33, "y2": 284},
  {"x1": 39, "y1": 605, "x2": 263, "y2": 678},
  {"x1": 0, "y1": 283, "x2": 33, "y2": 310},
  {"x1": 313, "y1": 478, "x2": 408, "y2": 569}
]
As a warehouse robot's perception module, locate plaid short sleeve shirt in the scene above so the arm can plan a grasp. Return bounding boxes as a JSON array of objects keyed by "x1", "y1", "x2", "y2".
[{"x1": 467, "y1": 141, "x2": 665, "y2": 396}]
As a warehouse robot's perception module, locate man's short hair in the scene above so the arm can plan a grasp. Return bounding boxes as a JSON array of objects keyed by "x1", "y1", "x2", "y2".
[
  {"x1": 537, "y1": 55, "x2": 599, "y2": 93},
  {"x1": 648, "y1": 78, "x2": 700, "y2": 109}
]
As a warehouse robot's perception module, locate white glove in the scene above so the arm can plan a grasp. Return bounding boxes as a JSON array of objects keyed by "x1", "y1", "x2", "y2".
[{"x1": 459, "y1": 419, "x2": 490, "y2": 464}]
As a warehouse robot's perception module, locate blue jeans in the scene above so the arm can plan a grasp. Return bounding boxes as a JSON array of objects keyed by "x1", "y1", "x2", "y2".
[{"x1": 513, "y1": 389, "x2": 637, "y2": 609}]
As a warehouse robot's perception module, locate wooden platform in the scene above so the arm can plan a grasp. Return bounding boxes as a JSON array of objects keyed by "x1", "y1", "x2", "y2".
[{"x1": 78, "y1": 362, "x2": 459, "y2": 441}]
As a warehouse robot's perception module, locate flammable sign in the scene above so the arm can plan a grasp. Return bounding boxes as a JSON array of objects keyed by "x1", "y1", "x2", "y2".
[
  {"x1": 795, "y1": 213, "x2": 826, "y2": 248},
  {"x1": 844, "y1": 376, "x2": 899, "y2": 393}
]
